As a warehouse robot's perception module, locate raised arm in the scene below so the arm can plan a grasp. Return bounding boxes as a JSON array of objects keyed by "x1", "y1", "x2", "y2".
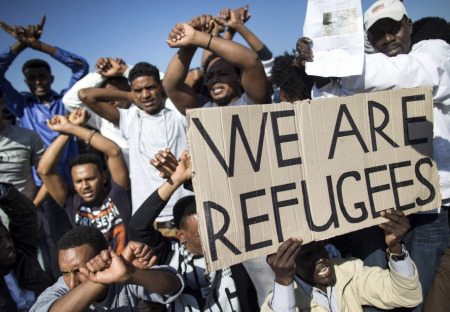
[
  {"x1": 69, "y1": 110, "x2": 130, "y2": 189},
  {"x1": 163, "y1": 15, "x2": 215, "y2": 115},
  {"x1": 37, "y1": 117, "x2": 71, "y2": 206},
  {"x1": 4, "y1": 15, "x2": 90, "y2": 92},
  {"x1": 81, "y1": 248, "x2": 182, "y2": 295},
  {"x1": 128, "y1": 149, "x2": 191, "y2": 261},
  {"x1": 166, "y1": 22, "x2": 270, "y2": 105},
  {"x1": 78, "y1": 87, "x2": 132, "y2": 126},
  {"x1": 220, "y1": 5, "x2": 272, "y2": 61},
  {"x1": 0, "y1": 17, "x2": 45, "y2": 115}
]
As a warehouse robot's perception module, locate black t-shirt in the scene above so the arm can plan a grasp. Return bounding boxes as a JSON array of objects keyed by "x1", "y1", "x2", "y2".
[{"x1": 64, "y1": 180, "x2": 132, "y2": 253}]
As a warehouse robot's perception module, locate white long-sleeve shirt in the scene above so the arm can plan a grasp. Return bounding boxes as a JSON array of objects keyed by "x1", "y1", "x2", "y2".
[{"x1": 313, "y1": 39, "x2": 450, "y2": 202}]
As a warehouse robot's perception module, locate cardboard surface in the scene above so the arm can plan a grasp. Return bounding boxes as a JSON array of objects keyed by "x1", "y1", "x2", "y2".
[{"x1": 186, "y1": 87, "x2": 440, "y2": 273}]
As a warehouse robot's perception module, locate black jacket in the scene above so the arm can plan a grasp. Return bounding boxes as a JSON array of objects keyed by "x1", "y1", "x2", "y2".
[{"x1": 0, "y1": 184, "x2": 53, "y2": 312}]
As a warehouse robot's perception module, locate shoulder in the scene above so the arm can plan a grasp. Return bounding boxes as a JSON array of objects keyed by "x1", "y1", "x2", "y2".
[{"x1": 332, "y1": 257, "x2": 364, "y2": 274}]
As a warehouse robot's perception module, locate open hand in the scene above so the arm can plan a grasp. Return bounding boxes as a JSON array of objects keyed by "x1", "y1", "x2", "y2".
[{"x1": 150, "y1": 148, "x2": 191, "y2": 182}]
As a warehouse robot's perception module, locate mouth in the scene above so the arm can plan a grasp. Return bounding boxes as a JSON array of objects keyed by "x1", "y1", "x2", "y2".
[
  {"x1": 211, "y1": 86, "x2": 224, "y2": 96},
  {"x1": 382, "y1": 44, "x2": 402, "y2": 56},
  {"x1": 317, "y1": 265, "x2": 331, "y2": 278},
  {"x1": 141, "y1": 99, "x2": 155, "y2": 107},
  {"x1": 82, "y1": 191, "x2": 94, "y2": 199}
]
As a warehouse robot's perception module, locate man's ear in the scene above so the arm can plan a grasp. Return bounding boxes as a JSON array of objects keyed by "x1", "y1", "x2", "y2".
[
  {"x1": 176, "y1": 229, "x2": 185, "y2": 243},
  {"x1": 407, "y1": 18, "x2": 413, "y2": 34},
  {"x1": 102, "y1": 171, "x2": 108, "y2": 184},
  {"x1": 50, "y1": 75, "x2": 55, "y2": 85}
]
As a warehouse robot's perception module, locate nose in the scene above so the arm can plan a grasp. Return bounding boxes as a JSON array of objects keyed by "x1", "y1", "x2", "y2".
[
  {"x1": 382, "y1": 33, "x2": 396, "y2": 45},
  {"x1": 81, "y1": 180, "x2": 89, "y2": 189},
  {"x1": 69, "y1": 274, "x2": 80, "y2": 289},
  {"x1": 142, "y1": 89, "x2": 151, "y2": 99}
]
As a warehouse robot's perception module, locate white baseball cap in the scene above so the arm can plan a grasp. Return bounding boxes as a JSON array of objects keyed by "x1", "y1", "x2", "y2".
[{"x1": 364, "y1": 0, "x2": 408, "y2": 31}]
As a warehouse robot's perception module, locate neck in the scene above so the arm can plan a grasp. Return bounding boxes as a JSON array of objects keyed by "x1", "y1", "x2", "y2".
[{"x1": 0, "y1": 120, "x2": 4, "y2": 131}]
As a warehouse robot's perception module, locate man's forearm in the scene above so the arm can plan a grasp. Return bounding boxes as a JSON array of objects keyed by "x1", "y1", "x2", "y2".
[
  {"x1": 49, "y1": 280, "x2": 107, "y2": 312},
  {"x1": 127, "y1": 266, "x2": 182, "y2": 295}
]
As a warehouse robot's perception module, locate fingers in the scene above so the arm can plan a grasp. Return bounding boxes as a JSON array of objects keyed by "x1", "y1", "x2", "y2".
[
  {"x1": 0, "y1": 20, "x2": 13, "y2": 33},
  {"x1": 188, "y1": 15, "x2": 213, "y2": 32},
  {"x1": 150, "y1": 149, "x2": 178, "y2": 178},
  {"x1": 96, "y1": 57, "x2": 112, "y2": 72},
  {"x1": 85, "y1": 250, "x2": 112, "y2": 273},
  {"x1": 38, "y1": 14, "x2": 46, "y2": 29},
  {"x1": 168, "y1": 23, "x2": 185, "y2": 43},
  {"x1": 295, "y1": 37, "x2": 314, "y2": 65},
  {"x1": 379, "y1": 209, "x2": 410, "y2": 233},
  {"x1": 267, "y1": 237, "x2": 303, "y2": 268}
]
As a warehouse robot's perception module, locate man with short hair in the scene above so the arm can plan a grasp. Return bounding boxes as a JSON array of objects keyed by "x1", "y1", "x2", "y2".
[
  {"x1": 0, "y1": 16, "x2": 89, "y2": 252},
  {"x1": 77, "y1": 61, "x2": 191, "y2": 234},
  {"x1": 128, "y1": 149, "x2": 259, "y2": 311},
  {"x1": 30, "y1": 226, "x2": 184, "y2": 311},
  {"x1": 37, "y1": 109, "x2": 131, "y2": 253},
  {"x1": 0, "y1": 15, "x2": 88, "y2": 186}
]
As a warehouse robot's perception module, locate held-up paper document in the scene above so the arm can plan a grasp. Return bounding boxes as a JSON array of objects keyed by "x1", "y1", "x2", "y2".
[{"x1": 303, "y1": 0, "x2": 364, "y2": 77}]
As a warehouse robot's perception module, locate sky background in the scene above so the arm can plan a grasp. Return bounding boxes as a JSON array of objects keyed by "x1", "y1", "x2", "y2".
[{"x1": 1, "y1": 0, "x2": 449, "y2": 93}]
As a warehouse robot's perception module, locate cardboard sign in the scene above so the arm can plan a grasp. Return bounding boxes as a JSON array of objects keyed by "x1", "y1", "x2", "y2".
[{"x1": 186, "y1": 87, "x2": 440, "y2": 272}]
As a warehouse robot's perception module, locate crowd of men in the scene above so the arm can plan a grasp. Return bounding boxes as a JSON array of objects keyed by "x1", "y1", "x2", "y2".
[{"x1": 0, "y1": 1, "x2": 449, "y2": 311}]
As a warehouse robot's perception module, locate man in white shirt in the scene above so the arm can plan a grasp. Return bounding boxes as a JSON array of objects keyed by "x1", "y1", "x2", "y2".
[
  {"x1": 262, "y1": 209, "x2": 422, "y2": 312},
  {"x1": 296, "y1": 2, "x2": 450, "y2": 310},
  {"x1": 77, "y1": 61, "x2": 191, "y2": 235}
]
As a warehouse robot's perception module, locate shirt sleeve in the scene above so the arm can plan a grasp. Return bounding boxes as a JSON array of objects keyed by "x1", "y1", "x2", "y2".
[
  {"x1": 388, "y1": 253, "x2": 415, "y2": 277},
  {"x1": 52, "y1": 47, "x2": 89, "y2": 95},
  {"x1": 29, "y1": 278, "x2": 69, "y2": 312},
  {"x1": 340, "y1": 40, "x2": 450, "y2": 105},
  {"x1": 118, "y1": 108, "x2": 130, "y2": 139},
  {"x1": 0, "y1": 47, "x2": 26, "y2": 117},
  {"x1": 62, "y1": 72, "x2": 106, "y2": 130},
  {"x1": 269, "y1": 282, "x2": 297, "y2": 312}
]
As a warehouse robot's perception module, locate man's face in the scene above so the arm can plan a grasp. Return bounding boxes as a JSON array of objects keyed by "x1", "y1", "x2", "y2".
[
  {"x1": 177, "y1": 215, "x2": 203, "y2": 256},
  {"x1": 206, "y1": 58, "x2": 242, "y2": 106},
  {"x1": 130, "y1": 75, "x2": 164, "y2": 115},
  {"x1": 295, "y1": 243, "x2": 334, "y2": 292},
  {"x1": 71, "y1": 163, "x2": 106, "y2": 203},
  {"x1": 367, "y1": 17, "x2": 412, "y2": 57},
  {"x1": 24, "y1": 67, "x2": 54, "y2": 99},
  {"x1": 59, "y1": 244, "x2": 96, "y2": 290},
  {"x1": 0, "y1": 224, "x2": 16, "y2": 267}
]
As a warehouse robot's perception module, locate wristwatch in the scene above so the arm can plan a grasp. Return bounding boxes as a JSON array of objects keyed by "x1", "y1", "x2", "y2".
[{"x1": 386, "y1": 244, "x2": 408, "y2": 262}]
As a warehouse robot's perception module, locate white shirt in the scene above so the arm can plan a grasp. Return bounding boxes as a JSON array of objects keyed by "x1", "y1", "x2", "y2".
[
  {"x1": 62, "y1": 72, "x2": 134, "y2": 165},
  {"x1": 313, "y1": 39, "x2": 450, "y2": 202},
  {"x1": 119, "y1": 106, "x2": 191, "y2": 219}
]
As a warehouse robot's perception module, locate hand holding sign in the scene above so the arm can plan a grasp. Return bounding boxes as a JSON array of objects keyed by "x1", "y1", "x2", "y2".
[
  {"x1": 379, "y1": 209, "x2": 411, "y2": 254},
  {"x1": 266, "y1": 237, "x2": 303, "y2": 286}
]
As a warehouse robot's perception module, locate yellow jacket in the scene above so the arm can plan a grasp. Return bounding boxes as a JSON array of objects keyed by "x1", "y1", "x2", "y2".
[{"x1": 261, "y1": 258, "x2": 422, "y2": 312}]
